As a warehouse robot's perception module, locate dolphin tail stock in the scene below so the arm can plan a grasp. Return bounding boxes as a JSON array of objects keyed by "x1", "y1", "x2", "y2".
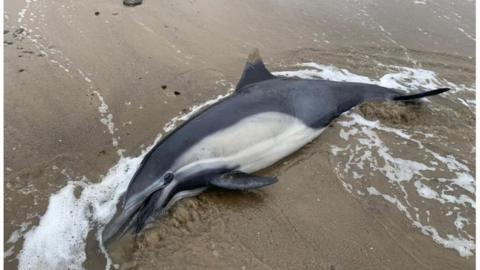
[{"x1": 392, "y1": 88, "x2": 450, "y2": 101}]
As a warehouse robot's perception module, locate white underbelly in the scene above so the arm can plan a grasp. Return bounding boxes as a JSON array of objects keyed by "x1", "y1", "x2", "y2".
[{"x1": 173, "y1": 112, "x2": 324, "y2": 175}]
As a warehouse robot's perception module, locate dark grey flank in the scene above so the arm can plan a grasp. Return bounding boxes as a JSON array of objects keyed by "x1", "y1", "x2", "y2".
[{"x1": 102, "y1": 49, "x2": 449, "y2": 244}]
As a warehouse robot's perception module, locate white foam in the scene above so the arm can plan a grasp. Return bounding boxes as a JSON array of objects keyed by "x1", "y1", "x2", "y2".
[
  {"x1": 334, "y1": 111, "x2": 475, "y2": 256},
  {"x1": 367, "y1": 187, "x2": 474, "y2": 257},
  {"x1": 7, "y1": 222, "x2": 31, "y2": 244},
  {"x1": 414, "y1": 0, "x2": 427, "y2": 5},
  {"x1": 18, "y1": 155, "x2": 143, "y2": 270},
  {"x1": 446, "y1": 173, "x2": 475, "y2": 194},
  {"x1": 274, "y1": 63, "x2": 372, "y2": 83},
  {"x1": 274, "y1": 62, "x2": 473, "y2": 99},
  {"x1": 413, "y1": 180, "x2": 474, "y2": 208},
  {"x1": 5, "y1": 247, "x2": 15, "y2": 258},
  {"x1": 338, "y1": 114, "x2": 434, "y2": 183},
  {"x1": 454, "y1": 213, "x2": 469, "y2": 230},
  {"x1": 93, "y1": 91, "x2": 119, "y2": 147},
  {"x1": 457, "y1": 97, "x2": 476, "y2": 110},
  {"x1": 457, "y1": 27, "x2": 476, "y2": 41},
  {"x1": 414, "y1": 180, "x2": 440, "y2": 200},
  {"x1": 330, "y1": 145, "x2": 349, "y2": 156}
]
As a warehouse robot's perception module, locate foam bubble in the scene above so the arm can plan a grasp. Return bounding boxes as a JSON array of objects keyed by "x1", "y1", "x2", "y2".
[{"x1": 18, "y1": 155, "x2": 143, "y2": 270}]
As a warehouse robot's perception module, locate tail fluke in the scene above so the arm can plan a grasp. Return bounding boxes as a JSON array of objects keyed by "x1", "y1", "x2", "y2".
[{"x1": 393, "y1": 88, "x2": 450, "y2": 101}]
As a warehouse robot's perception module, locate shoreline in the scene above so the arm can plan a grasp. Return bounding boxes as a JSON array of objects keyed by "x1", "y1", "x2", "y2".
[{"x1": 4, "y1": 0, "x2": 475, "y2": 269}]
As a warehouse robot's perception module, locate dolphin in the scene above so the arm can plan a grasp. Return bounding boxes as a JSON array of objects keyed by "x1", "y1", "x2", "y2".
[{"x1": 102, "y1": 49, "x2": 449, "y2": 243}]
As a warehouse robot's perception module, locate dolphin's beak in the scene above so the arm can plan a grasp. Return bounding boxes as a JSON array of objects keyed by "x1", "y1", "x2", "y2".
[
  {"x1": 102, "y1": 180, "x2": 171, "y2": 245},
  {"x1": 101, "y1": 201, "x2": 141, "y2": 246}
]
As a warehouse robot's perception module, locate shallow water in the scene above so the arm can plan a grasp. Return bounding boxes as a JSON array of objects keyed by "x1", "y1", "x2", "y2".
[{"x1": 4, "y1": 0, "x2": 475, "y2": 269}]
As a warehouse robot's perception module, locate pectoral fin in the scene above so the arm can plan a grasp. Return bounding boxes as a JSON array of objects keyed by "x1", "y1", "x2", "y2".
[{"x1": 210, "y1": 171, "x2": 278, "y2": 190}]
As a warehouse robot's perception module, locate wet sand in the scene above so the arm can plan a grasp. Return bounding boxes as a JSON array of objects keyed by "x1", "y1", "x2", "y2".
[{"x1": 4, "y1": 0, "x2": 475, "y2": 269}]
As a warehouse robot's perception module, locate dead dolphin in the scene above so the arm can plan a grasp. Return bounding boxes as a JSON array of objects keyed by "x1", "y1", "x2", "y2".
[{"x1": 102, "y1": 49, "x2": 449, "y2": 243}]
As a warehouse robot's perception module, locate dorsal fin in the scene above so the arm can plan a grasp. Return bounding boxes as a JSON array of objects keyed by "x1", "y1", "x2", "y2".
[{"x1": 235, "y1": 49, "x2": 276, "y2": 90}]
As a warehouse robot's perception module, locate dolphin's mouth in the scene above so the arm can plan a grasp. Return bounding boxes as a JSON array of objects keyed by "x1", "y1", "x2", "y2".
[
  {"x1": 102, "y1": 179, "x2": 174, "y2": 245},
  {"x1": 102, "y1": 192, "x2": 158, "y2": 244},
  {"x1": 101, "y1": 200, "x2": 142, "y2": 245}
]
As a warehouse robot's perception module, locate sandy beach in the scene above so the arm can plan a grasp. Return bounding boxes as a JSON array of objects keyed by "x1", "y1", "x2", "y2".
[{"x1": 4, "y1": 0, "x2": 475, "y2": 269}]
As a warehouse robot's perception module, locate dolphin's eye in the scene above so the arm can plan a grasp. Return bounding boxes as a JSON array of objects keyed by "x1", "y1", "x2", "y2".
[{"x1": 164, "y1": 171, "x2": 174, "y2": 183}]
